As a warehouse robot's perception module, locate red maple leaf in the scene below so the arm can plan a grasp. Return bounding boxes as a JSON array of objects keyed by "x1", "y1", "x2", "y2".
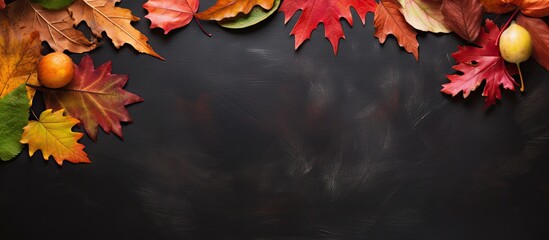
[
  {"x1": 441, "y1": 19, "x2": 518, "y2": 108},
  {"x1": 143, "y1": 0, "x2": 199, "y2": 34},
  {"x1": 279, "y1": 0, "x2": 376, "y2": 55},
  {"x1": 41, "y1": 55, "x2": 143, "y2": 141}
]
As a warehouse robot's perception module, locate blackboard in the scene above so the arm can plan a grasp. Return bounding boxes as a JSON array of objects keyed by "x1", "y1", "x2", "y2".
[{"x1": 2, "y1": 1, "x2": 549, "y2": 239}]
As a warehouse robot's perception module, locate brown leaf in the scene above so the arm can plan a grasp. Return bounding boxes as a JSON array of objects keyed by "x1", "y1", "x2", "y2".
[
  {"x1": 196, "y1": 0, "x2": 275, "y2": 21},
  {"x1": 480, "y1": 0, "x2": 515, "y2": 14},
  {"x1": 6, "y1": 0, "x2": 97, "y2": 53},
  {"x1": 441, "y1": 0, "x2": 483, "y2": 42},
  {"x1": 68, "y1": 0, "x2": 163, "y2": 59},
  {"x1": 374, "y1": 0, "x2": 419, "y2": 61},
  {"x1": 516, "y1": 14, "x2": 549, "y2": 71},
  {"x1": 0, "y1": 12, "x2": 41, "y2": 101}
]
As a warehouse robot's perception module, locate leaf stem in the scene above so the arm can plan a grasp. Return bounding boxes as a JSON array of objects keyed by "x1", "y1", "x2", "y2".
[
  {"x1": 496, "y1": 8, "x2": 520, "y2": 46},
  {"x1": 194, "y1": 15, "x2": 212, "y2": 37},
  {"x1": 517, "y1": 63, "x2": 525, "y2": 92},
  {"x1": 30, "y1": 109, "x2": 38, "y2": 120}
]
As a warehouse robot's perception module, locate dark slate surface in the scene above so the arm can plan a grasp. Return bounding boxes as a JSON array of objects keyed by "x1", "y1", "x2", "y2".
[{"x1": 1, "y1": 1, "x2": 549, "y2": 239}]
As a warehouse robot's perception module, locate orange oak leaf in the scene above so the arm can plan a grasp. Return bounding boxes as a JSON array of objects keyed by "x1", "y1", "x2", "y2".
[
  {"x1": 68, "y1": 0, "x2": 163, "y2": 59},
  {"x1": 41, "y1": 55, "x2": 143, "y2": 141},
  {"x1": 374, "y1": 0, "x2": 419, "y2": 61},
  {"x1": 441, "y1": 0, "x2": 484, "y2": 42},
  {"x1": 0, "y1": 12, "x2": 41, "y2": 102},
  {"x1": 516, "y1": 14, "x2": 549, "y2": 71},
  {"x1": 441, "y1": 20, "x2": 518, "y2": 108},
  {"x1": 280, "y1": 0, "x2": 376, "y2": 55},
  {"x1": 481, "y1": 0, "x2": 549, "y2": 17},
  {"x1": 196, "y1": 0, "x2": 274, "y2": 21},
  {"x1": 6, "y1": 0, "x2": 97, "y2": 53},
  {"x1": 20, "y1": 109, "x2": 90, "y2": 165},
  {"x1": 143, "y1": 0, "x2": 199, "y2": 34}
]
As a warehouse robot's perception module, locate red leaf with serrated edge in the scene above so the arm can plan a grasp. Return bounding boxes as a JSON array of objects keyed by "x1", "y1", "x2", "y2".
[
  {"x1": 374, "y1": 0, "x2": 419, "y2": 61},
  {"x1": 442, "y1": 20, "x2": 517, "y2": 108},
  {"x1": 516, "y1": 14, "x2": 549, "y2": 71},
  {"x1": 279, "y1": 0, "x2": 376, "y2": 55},
  {"x1": 41, "y1": 55, "x2": 143, "y2": 141},
  {"x1": 143, "y1": 0, "x2": 199, "y2": 34}
]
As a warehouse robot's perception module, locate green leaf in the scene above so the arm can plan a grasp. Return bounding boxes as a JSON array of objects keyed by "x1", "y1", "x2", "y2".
[
  {"x1": 31, "y1": 0, "x2": 75, "y2": 10},
  {"x1": 0, "y1": 84, "x2": 30, "y2": 161},
  {"x1": 218, "y1": 0, "x2": 281, "y2": 29}
]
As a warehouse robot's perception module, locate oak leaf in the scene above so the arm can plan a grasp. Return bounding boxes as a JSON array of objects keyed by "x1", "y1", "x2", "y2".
[
  {"x1": 143, "y1": 0, "x2": 199, "y2": 34},
  {"x1": 481, "y1": 0, "x2": 549, "y2": 17},
  {"x1": 516, "y1": 14, "x2": 549, "y2": 71},
  {"x1": 41, "y1": 55, "x2": 143, "y2": 141},
  {"x1": 441, "y1": 20, "x2": 517, "y2": 108},
  {"x1": 441, "y1": 0, "x2": 483, "y2": 42},
  {"x1": 0, "y1": 12, "x2": 41, "y2": 101},
  {"x1": 20, "y1": 109, "x2": 90, "y2": 165},
  {"x1": 374, "y1": 0, "x2": 419, "y2": 61},
  {"x1": 0, "y1": 84, "x2": 29, "y2": 161},
  {"x1": 398, "y1": 0, "x2": 451, "y2": 33},
  {"x1": 280, "y1": 0, "x2": 376, "y2": 55},
  {"x1": 196, "y1": 0, "x2": 274, "y2": 21},
  {"x1": 6, "y1": 0, "x2": 97, "y2": 53},
  {"x1": 68, "y1": 0, "x2": 163, "y2": 59}
]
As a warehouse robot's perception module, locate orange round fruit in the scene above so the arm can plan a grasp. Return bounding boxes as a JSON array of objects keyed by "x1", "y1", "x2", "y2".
[{"x1": 38, "y1": 52, "x2": 75, "y2": 88}]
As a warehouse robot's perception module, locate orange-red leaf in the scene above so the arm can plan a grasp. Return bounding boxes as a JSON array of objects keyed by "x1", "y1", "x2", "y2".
[
  {"x1": 481, "y1": 0, "x2": 549, "y2": 17},
  {"x1": 42, "y1": 55, "x2": 143, "y2": 141},
  {"x1": 516, "y1": 14, "x2": 549, "y2": 71},
  {"x1": 0, "y1": 12, "x2": 41, "y2": 102},
  {"x1": 6, "y1": 0, "x2": 97, "y2": 53},
  {"x1": 280, "y1": 0, "x2": 376, "y2": 55},
  {"x1": 480, "y1": 0, "x2": 515, "y2": 14},
  {"x1": 374, "y1": 0, "x2": 419, "y2": 61},
  {"x1": 20, "y1": 109, "x2": 90, "y2": 165},
  {"x1": 143, "y1": 0, "x2": 199, "y2": 34},
  {"x1": 441, "y1": 20, "x2": 517, "y2": 108},
  {"x1": 196, "y1": 0, "x2": 274, "y2": 21},
  {"x1": 68, "y1": 0, "x2": 163, "y2": 59},
  {"x1": 441, "y1": 0, "x2": 484, "y2": 42}
]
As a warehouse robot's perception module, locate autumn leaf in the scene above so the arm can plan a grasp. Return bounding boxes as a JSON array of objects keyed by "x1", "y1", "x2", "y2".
[
  {"x1": 143, "y1": 0, "x2": 199, "y2": 34},
  {"x1": 68, "y1": 0, "x2": 163, "y2": 59},
  {"x1": 196, "y1": 0, "x2": 274, "y2": 21},
  {"x1": 0, "y1": 12, "x2": 41, "y2": 101},
  {"x1": 441, "y1": 0, "x2": 483, "y2": 42},
  {"x1": 442, "y1": 20, "x2": 517, "y2": 108},
  {"x1": 20, "y1": 109, "x2": 90, "y2": 165},
  {"x1": 219, "y1": 0, "x2": 281, "y2": 29},
  {"x1": 398, "y1": 0, "x2": 451, "y2": 33},
  {"x1": 39, "y1": 55, "x2": 143, "y2": 141},
  {"x1": 374, "y1": 0, "x2": 419, "y2": 61},
  {"x1": 1, "y1": 0, "x2": 5, "y2": 9},
  {"x1": 516, "y1": 14, "x2": 549, "y2": 71},
  {"x1": 280, "y1": 0, "x2": 376, "y2": 55},
  {"x1": 0, "y1": 84, "x2": 29, "y2": 161},
  {"x1": 32, "y1": 0, "x2": 76, "y2": 10},
  {"x1": 6, "y1": 0, "x2": 97, "y2": 53},
  {"x1": 481, "y1": 0, "x2": 549, "y2": 17}
]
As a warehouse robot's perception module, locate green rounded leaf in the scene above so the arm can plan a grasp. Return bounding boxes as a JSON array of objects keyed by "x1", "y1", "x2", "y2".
[
  {"x1": 31, "y1": 0, "x2": 75, "y2": 10},
  {"x1": 219, "y1": 0, "x2": 281, "y2": 29},
  {"x1": 0, "y1": 84, "x2": 30, "y2": 161}
]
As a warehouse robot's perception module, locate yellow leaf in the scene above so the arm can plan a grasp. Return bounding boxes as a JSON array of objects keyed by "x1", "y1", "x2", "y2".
[
  {"x1": 20, "y1": 109, "x2": 91, "y2": 165},
  {"x1": 0, "y1": 12, "x2": 41, "y2": 102}
]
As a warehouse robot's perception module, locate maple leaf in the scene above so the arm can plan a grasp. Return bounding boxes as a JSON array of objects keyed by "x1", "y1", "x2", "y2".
[
  {"x1": 0, "y1": 84, "x2": 29, "y2": 161},
  {"x1": 0, "y1": 12, "x2": 41, "y2": 101},
  {"x1": 441, "y1": 20, "x2": 518, "y2": 108},
  {"x1": 441, "y1": 0, "x2": 483, "y2": 42},
  {"x1": 280, "y1": 0, "x2": 376, "y2": 55},
  {"x1": 20, "y1": 109, "x2": 90, "y2": 165},
  {"x1": 6, "y1": 0, "x2": 97, "y2": 53},
  {"x1": 481, "y1": 0, "x2": 549, "y2": 17},
  {"x1": 374, "y1": 0, "x2": 419, "y2": 61},
  {"x1": 516, "y1": 14, "x2": 549, "y2": 71},
  {"x1": 40, "y1": 55, "x2": 143, "y2": 141},
  {"x1": 143, "y1": 0, "x2": 199, "y2": 34},
  {"x1": 398, "y1": 0, "x2": 451, "y2": 33},
  {"x1": 68, "y1": 0, "x2": 163, "y2": 59},
  {"x1": 196, "y1": 0, "x2": 274, "y2": 21}
]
